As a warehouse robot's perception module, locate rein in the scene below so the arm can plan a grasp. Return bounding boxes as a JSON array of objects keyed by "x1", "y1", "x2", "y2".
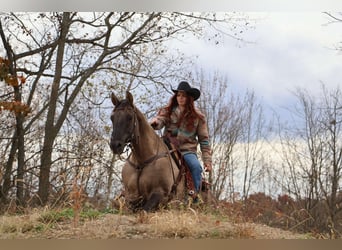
[
  {"x1": 118, "y1": 105, "x2": 167, "y2": 170},
  {"x1": 128, "y1": 132, "x2": 172, "y2": 174},
  {"x1": 127, "y1": 151, "x2": 169, "y2": 170}
]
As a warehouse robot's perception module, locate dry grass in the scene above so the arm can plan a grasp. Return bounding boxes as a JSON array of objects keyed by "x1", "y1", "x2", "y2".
[
  {"x1": 0, "y1": 208, "x2": 48, "y2": 238},
  {"x1": 0, "y1": 206, "x2": 313, "y2": 239}
]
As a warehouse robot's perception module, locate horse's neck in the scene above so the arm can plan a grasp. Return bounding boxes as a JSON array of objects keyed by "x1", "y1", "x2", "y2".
[{"x1": 132, "y1": 109, "x2": 161, "y2": 161}]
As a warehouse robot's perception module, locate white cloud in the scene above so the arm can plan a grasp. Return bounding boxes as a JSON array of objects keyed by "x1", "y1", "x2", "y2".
[{"x1": 177, "y1": 12, "x2": 342, "y2": 110}]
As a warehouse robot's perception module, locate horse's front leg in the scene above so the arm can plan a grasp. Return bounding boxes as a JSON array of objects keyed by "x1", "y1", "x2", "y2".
[{"x1": 142, "y1": 192, "x2": 163, "y2": 212}]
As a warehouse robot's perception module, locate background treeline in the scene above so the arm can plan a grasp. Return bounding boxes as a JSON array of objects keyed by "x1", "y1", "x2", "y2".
[{"x1": 0, "y1": 12, "x2": 341, "y2": 238}]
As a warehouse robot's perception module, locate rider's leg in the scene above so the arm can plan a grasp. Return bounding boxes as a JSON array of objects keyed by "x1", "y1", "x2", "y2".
[{"x1": 183, "y1": 152, "x2": 203, "y2": 193}]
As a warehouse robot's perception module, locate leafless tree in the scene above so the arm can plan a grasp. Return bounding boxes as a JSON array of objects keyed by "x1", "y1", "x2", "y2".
[
  {"x1": 190, "y1": 69, "x2": 268, "y2": 202},
  {"x1": 194, "y1": 70, "x2": 244, "y2": 200},
  {"x1": 323, "y1": 12, "x2": 342, "y2": 52},
  {"x1": 279, "y1": 84, "x2": 342, "y2": 237}
]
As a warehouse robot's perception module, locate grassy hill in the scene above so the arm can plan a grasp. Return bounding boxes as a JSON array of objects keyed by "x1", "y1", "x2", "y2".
[{"x1": 0, "y1": 205, "x2": 313, "y2": 239}]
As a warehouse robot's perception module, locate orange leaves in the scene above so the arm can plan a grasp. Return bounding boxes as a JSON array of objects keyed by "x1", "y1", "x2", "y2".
[
  {"x1": 0, "y1": 56, "x2": 26, "y2": 87},
  {"x1": 0, "y1": 101, "x2": 31, "y2": 116},
  {"x1": 0, "y1": 56, "x2": 31, "y2": 116},
  {"x1": 0, "y1": 57, "x2": 10, "y2": 82},
  {"x1": 0, "y1": 56, "x2": 10, "y2": 68},
  {"x1": 70, "y1": 181, "x2": 86, "y2": 228},
  {"x1": 5, "y1": 76, "x2": 19, "y2": 87}
]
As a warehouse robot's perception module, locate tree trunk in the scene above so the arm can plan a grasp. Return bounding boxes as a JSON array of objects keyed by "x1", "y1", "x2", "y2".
[
  {"x1": 15, "y1": 91, "x2": 25, "y2": 206},
  {"x1": 0, "y1": 131, "x2": 17, "y2": 203},
  {"x1": 37, "y1": 12, "x2": 71, "y2": 205}
]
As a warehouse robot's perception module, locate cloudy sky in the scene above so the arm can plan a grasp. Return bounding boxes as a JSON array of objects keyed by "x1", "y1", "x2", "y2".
[{"x1": 175, "y1": 12, "x2": 342, "y2": 120}]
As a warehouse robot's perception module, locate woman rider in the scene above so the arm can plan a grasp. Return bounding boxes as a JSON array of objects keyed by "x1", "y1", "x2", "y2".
[{"x1": 150, "y1": 81, "x2": 212, "y2": 202}]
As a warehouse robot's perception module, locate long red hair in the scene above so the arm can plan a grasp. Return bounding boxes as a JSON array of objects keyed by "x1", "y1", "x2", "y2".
[{"x1": 165, "y1": 93, "x2": 204, "y2": 131}]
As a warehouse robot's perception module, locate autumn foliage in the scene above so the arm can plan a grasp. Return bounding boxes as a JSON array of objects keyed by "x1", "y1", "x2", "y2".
[{"x1": 0, "y1": 56, "x2": 30, "y2": 116}]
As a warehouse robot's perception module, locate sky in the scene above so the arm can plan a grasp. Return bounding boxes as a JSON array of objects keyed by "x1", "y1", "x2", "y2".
[{"x1": 175, "y1": 12, "x2": 342, "y2": 121}]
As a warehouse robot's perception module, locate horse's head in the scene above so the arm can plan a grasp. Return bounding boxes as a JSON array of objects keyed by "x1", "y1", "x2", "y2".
[{"x1": 110, "y1": 91, "x2": 136, "y2": 154}]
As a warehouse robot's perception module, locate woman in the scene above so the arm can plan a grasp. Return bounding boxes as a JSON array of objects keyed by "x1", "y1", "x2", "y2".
[{"x1": 150, "y1": 81, "x2": 212, "y2": 202}]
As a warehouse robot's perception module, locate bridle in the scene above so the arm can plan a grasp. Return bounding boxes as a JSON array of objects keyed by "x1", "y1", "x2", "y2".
[
  {"x1": 112, "y1": 103, "x2": 140, "y2": 157},
  {"x1": 112, "y1": 103, "x2": 165, "y2": 169}
]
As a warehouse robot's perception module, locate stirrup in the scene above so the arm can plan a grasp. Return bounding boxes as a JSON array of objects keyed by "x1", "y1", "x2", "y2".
[{"x1": 192, "y1": 193, "x2": 203, "y2": 205}]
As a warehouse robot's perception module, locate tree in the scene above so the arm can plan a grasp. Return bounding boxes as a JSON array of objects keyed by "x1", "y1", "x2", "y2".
[
  {"x1": 193, "y1": 70, "x2": 239, "y2": 200},
  {"x1": 190, "y1": 69, "x2": 267, "y2": 201},
  {"x1": 239, "y1": 91, "x2": 267, "y2": 201},
  {"x1": 0, "y1": 49, "x2": 30, "y2": 206},
  {"x1": 323, "y1": 12, "x2": 342, "y2": 52},
  {"x1": 279, "y1": 84, "x2": 342, "y2": 237}
]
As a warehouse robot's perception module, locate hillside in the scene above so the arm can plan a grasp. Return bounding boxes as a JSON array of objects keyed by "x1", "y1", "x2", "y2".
[{"x1": 0, "y1": 207, "x2": 313, "y2": 239}]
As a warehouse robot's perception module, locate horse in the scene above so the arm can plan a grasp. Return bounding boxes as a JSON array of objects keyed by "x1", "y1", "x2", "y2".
[{"x1": 109, "y1": 91, "x2": 186, "y2": 212}]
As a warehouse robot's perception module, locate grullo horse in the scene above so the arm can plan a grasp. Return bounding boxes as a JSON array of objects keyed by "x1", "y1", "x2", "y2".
[{"x1": 110, "y1": 91, "x2": 186, "y2": 212}]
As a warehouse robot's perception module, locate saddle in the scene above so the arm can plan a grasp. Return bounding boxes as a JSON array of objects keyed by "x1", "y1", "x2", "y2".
[{"x1": 162, "y1": 134, "x2": 210, "y2": 197}]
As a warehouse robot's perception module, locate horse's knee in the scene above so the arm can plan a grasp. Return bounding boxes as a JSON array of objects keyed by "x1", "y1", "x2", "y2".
[{"x1": 143, "y1": 192, "x2": 163, "y2": 212}]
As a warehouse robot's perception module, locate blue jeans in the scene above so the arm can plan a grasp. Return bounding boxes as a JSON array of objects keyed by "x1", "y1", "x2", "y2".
[{"x1": 183, "y1": 153, "x2": 203, "y2": 193}]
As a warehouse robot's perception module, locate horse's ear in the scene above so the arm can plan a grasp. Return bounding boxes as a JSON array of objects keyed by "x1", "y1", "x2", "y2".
[
  {"x1": 111, "y1": 92, "x2": 120, "y2": 106},
  {"x1": 126, "y1": 91, "x2": 134, "y2": 106}
]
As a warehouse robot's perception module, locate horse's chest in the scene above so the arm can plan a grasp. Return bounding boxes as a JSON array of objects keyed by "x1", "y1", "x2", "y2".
[{"x1": 123, "y1": 162, "x2": 171, "y2": 195}]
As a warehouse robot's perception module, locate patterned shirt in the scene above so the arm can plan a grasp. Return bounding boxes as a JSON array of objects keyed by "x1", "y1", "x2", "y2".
[{"x1": 153, "y1": 106, "x2": 212, "y2": 166}]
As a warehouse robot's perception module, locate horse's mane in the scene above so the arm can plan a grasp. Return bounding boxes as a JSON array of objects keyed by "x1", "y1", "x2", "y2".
[
  {"x1": 117, "y1": 99, "x2": 157, "y2": 136},
  {"x1": 134, "y1": 104, "x2": 158, "y2": 136}
]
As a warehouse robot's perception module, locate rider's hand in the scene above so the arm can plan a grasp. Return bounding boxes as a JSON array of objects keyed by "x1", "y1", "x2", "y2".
[{"x1": 150, "y1": 118, "x2": 158, "y2": 129}]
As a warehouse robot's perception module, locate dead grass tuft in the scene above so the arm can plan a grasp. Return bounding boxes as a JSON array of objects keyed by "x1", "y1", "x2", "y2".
[
  {"x1": 148, "y1": 209, "x2": 201, "y2": 238},
  {"x1": 0, "y1": 208, "x2": 46, "y2": 238}
]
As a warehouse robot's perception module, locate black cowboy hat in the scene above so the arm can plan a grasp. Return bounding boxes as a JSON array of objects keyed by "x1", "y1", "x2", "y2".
[{"x1": 172, "y1": 81, "x2": 201, "y2": 101}]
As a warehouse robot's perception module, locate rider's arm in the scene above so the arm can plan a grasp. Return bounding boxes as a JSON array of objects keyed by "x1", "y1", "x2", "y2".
[{"x1": 150, "y1": 107, "x2": 169, "y2": 130}]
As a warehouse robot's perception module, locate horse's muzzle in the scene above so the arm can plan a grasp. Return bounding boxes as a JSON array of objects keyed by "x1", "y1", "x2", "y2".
[{"x1": 110, "y1": 139, "x2": 125, "y2": 154}]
